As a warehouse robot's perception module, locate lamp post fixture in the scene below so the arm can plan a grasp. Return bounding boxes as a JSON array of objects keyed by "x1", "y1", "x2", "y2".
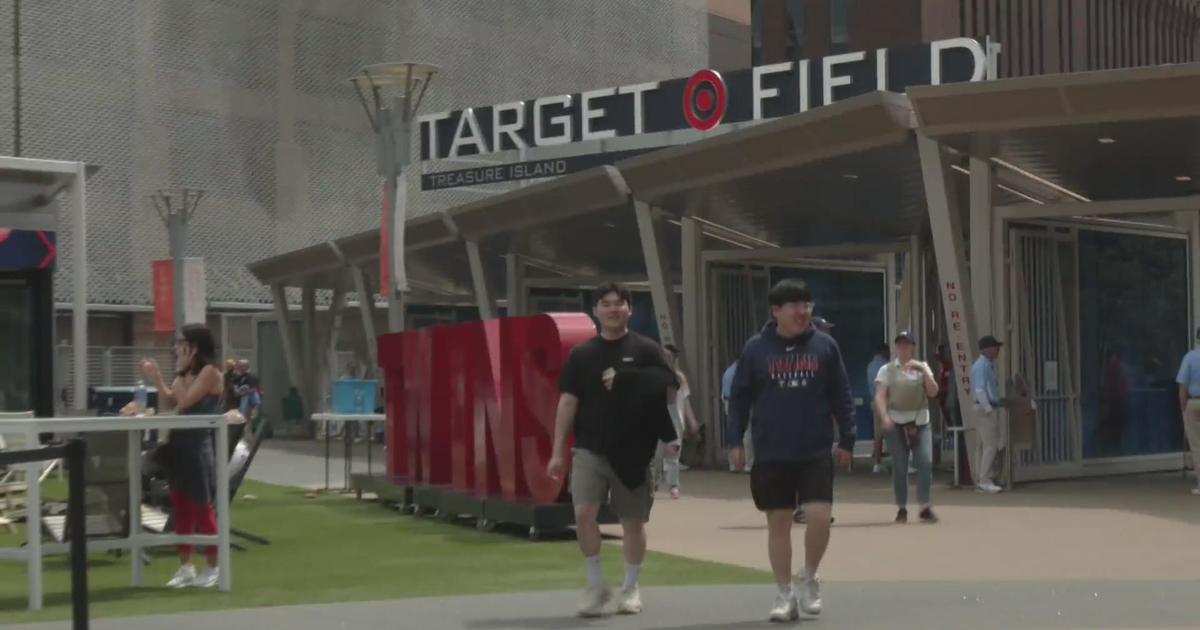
[
  {"x1": 150, "y1": 188, "x2": 204, "y2": 336},
  {"x1": 350, "y1": 62, "x2": 439, "y2": 332}
]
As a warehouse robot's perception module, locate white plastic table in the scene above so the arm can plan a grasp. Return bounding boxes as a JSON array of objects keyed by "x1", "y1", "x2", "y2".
[
  {"x1": 310, "y1": 413, "x2": 385, "y2": 492},
  {"x1": 0, "y1": 414, "x2": 231, "y2": 610}
]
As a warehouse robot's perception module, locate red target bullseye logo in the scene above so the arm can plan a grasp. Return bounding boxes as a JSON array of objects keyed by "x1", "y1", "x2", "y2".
[{"x1": 683, "y1": 69, "x2": 727, "y2": 131}]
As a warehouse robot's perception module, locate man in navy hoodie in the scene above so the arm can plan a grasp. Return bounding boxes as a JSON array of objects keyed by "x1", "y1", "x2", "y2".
[{"x1": 727, "y1": 279, "x2": 855, "y2": 622}]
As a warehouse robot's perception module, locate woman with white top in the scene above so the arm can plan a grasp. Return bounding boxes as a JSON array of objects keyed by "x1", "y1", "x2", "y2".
[
  {"x1": 661, "y1": 345, "x2": 700, "y2": 499},
  {"x1": 873, "y1": 331, "x2": 940, "y2": 524}
]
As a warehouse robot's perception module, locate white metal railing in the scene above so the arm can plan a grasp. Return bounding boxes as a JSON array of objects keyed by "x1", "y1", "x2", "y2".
[{"x1": 54, "y1": 346, "x2": 254, "y2": 410}]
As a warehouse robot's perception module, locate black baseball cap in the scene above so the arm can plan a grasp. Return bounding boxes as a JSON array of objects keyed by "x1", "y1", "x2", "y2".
[
  {"x1": 812, "y1": 316, "x2": 835, "y2": 331},
  {"x1": 978, "y1": 335, "x2": 1005, "y2": 350},
  {"x1": 894, "y1": 331, "x2": 916, "y2": 345}
]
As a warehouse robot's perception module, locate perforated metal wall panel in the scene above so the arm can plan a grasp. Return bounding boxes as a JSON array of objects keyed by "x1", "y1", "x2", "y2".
[{"x1": 0, "y1": 0, "x2": 709, "y2": 306}]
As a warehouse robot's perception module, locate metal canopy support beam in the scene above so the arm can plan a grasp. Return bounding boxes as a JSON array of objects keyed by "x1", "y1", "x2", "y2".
[
  {"x1": 917, "y1": 134, "x2": 981, "y2": 486},
  {"x1": 997, "y1": 195, "x2": 1200, "y2": 221},
  {"x1": 350, "y1": 265, "x2": 380, "y2": 372},
  {"x1": 634, "y1": 200, "x2": 682, "y2": 348},
  {"x1": 320, "y1": 285, "x2": 347, "y2": 407},
  {"x1": 269, "y1": 284, "x2": 305, "y2": 408},
  {"x1": 465, "y1": 240, "x2": 495, "y2": 320},
  {"x1": 970, "y1": 156, "x2": 995, "y2": 335},
  {"x1": 702, "y1": 241, "x2": 910, "y2": 264},
  {"x1": 70, "y1": 164, "x2": 88, "y2": 411},
  {"x1": 505, "y1": 254, "x2": 526, "y2": 317}
]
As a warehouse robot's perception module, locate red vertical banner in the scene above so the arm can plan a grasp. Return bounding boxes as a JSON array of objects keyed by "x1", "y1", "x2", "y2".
[{"x1": 152, "y1": 259, "x2": 174, "y2": 333}]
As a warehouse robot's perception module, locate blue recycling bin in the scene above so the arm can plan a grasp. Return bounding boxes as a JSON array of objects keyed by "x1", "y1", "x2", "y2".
[{"x1": 332, "y1": 379, "x2": 377, "y2": 415}]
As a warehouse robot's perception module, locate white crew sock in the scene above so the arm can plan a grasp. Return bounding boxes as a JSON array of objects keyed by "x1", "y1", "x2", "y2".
[
  {"x1": 623, "y1": 563, "x2": 641, "y2": 591},
  {"x1": 778, "y1": 582, "x2": 794, "y2": 597},
  {"x1": 585, "y1": 555, "x2": 604, "y2": 588}
]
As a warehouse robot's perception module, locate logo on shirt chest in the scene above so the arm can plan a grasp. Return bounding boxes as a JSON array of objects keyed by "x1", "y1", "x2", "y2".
[{"x1": 768, "y1": 353, "x2": 820, "y2": 389}]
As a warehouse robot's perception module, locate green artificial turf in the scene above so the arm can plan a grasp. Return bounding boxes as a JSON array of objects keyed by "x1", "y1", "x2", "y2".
[{"x1": 0, "y1": 480, "x2": 766, "y2": 624}]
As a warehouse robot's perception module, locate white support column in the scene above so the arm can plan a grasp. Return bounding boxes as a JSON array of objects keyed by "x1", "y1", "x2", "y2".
[
  {"x1": 300, "y1": 285, "x2": 319, "y2": 412},
  {"x1": 1184, "y1": 211, "x2": 1200, "y2": 339},
  {"x1": 505, "y1": 254, "x2": 526, "y2": 317},
  {"x1": 910, "y1": 235, "x2": 924, "y2": 347},
  {"x1": 918, "y1": 134, "x2": 981, "y2": 484},
  {"x1": 70, "y1": 163, "x2": 88, "y2": 411},
  {"x1": 633, "y1": 200, "x2": 682, "y2": 348},
  {"x1": 681, "y1": 216, "x2": 714, "y2": 463},
  {"x1": 269, "y1": 284, "x2": 305, "y2": 405},
  {"x1": 897, "y1": 252, "x2": 912, "y2": 333},
  {"x1": 883, "y1": 252, "x2": 902, "y2": 343},
  {"x1": 970, "y1": 155, "x2": 995, "y2": 336},
  {"x1": 680, "y1": 217, "x2": 703, "y2": 375},
  {"x1": 465, "y1": 240, "x2": 495, "y2": 320},
  {"x1": 350, "y1": 265, "x2": 380, "y2": 371}
]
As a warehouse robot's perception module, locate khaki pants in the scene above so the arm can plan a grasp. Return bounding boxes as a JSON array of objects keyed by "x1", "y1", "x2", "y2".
[
  {"x1": 973, "y1": 405, "x2": 1007, "y2": 485},
  {"x1": 1184, "y1": 401, "x2": 1200, "y2": 484}
]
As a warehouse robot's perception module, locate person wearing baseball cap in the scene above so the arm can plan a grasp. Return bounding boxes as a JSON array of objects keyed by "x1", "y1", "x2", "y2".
[
  {"x1": 873, "y1": 331, "x2": 940, "y2": 523},
  {"x1": 971, "y1": 336, "x2": 1006, "y2": 494}
]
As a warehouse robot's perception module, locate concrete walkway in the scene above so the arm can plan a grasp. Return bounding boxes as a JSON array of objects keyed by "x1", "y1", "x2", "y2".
[
  {"x1": 11, "y1": 582, "x2": 1200, "y2": 630},
  {"x1": 14, "y1": 459, "x2": 1199, "y2": 628},
  {"x1": 621, "y1": 468, "x2": 1200, "y2": 582}
]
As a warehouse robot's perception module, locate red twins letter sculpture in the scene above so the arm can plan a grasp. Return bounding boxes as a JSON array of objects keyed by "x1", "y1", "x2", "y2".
[{"x1": 379, "y1": 313, "x2": 594, "y2": 504}]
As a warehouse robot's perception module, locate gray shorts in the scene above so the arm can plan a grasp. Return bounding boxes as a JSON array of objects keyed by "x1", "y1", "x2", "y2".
[{"x1": 570, "y1": 448, "x2": 654, "y2": 522}]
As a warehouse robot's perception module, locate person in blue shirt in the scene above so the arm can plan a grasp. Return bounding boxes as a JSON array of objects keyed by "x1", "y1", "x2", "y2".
[
  {"x1": 1175, "y1": 328, "x2": 1200, "y2": 496},
  {"x1": 722, "y1": 360, "x2": 752, "y2": 472},
  {"x1": 970, "y1": 336, "x2": 1005, "y2": 494},
  {"x1": 865, "y1": 343, "x2": 891, "y2": 473}
]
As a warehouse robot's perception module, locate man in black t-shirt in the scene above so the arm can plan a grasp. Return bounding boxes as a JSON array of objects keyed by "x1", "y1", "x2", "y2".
[{"x1": 547, "y1": 282, "x2": 678, "y2": 618}]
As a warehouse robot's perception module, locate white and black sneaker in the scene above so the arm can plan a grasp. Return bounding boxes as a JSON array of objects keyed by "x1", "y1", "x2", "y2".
[
  {"x1": 768, "y1": 591, "x2": 799, "y2": 622},
  {"x1": 797, "y1": 570, "x2": 822, "y2": 616},
  {"x1": 578, "y1": 585, "x2": 611, "y2": 617}
]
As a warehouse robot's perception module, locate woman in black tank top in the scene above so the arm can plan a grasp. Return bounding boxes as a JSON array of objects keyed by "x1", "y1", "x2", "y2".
[{"x1": 141, "y1": 324, "x2": 225, "y2": 589}]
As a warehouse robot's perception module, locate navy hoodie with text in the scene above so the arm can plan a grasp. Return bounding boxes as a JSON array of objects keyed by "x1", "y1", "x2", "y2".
[{"x1": 726, "y1": 321, "x2": 856, "y2": 463}]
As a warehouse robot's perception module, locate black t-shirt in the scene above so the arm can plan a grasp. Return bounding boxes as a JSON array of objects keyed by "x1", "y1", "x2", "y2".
[{"x1": 559, "y1": 331, "x2": 673, "y2": 454}]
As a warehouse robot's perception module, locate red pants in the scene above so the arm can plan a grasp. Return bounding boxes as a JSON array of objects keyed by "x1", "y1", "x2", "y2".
[{"x1": 170, "y1": 489, "x2": 217, "y2": 563}]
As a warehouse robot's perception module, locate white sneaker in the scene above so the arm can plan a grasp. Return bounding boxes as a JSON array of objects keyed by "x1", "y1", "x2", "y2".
[
  {"x1": 193, "y1": 567, "x2": 219, "y2": 588},
  {"x1": 1191, "y1": 486, "x2": 1200, "y2": 496},
  {"x1": 871, "y1": 464, "x2": 882, "y2": 474},
  {"x1": 615, "y1": 586, "x2": 642, "y2": 614},
  {"x1": 166, "y1": 564, "x2": 196, "y2": 588},
  {"x1": 797, "y1": 572, "x2": 822, "y2": 615},
  {"x1": 578, "y1": 585, "x2": 611, "y2": 617},
  {"x1": 975, "y1": 482, "x2": 1002, "y2": 494},
  {"x1": 768, "y1": 591, "x2": 799, "y2": 622}
]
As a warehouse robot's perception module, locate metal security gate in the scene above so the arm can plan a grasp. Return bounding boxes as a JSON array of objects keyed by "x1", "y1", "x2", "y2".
[
  {"x1": 1010, "y1": 229, "x2": 1082, "y2": 480},
  {"x1": 709, "y1": 265, "x2": 769, "y2": 444}
]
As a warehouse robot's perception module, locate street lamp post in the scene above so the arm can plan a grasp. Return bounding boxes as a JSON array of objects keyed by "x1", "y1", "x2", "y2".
[
  {"x1": 350, "y1": 62, "x2": 440, "y2": 333},
  {"x1": 151, "y1": 188, "x2": 205, "y2": 336}
]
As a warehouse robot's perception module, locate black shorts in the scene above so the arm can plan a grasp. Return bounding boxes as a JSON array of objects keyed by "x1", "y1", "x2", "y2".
[{"x1": 750, "y1": 454, "x2": 834, "y2": 511}]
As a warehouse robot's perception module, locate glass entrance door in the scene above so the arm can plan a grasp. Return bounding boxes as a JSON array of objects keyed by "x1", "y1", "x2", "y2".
[{"x1": 1009, "y1": 229, "x2": 1082, "y2": 480}]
